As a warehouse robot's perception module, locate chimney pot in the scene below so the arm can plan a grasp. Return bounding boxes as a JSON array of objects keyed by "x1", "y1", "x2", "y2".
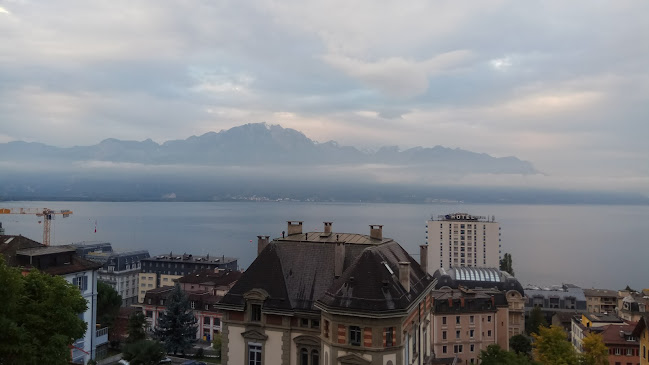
[
  {"x1": 334, "y1": 241, "x2": 346, "y2": 278},
  {"x1": 398, "y1": 261, "x2": 410, "y2": 292},
  {"x1": 257, "y1": 235, "x2": 270, "y2": 256},
  {"x1": 420, "y1": 244, "x2": 428, "y2": 274},
  {"x1": 287, "y1": 221, "x2": 303, "y2": 236},
  {"x1": 324, "y1": 222, "x2": 332, "y2": 234},
  {"x1": 370, "y1": 225, "x2": 383, "y2": 240}
]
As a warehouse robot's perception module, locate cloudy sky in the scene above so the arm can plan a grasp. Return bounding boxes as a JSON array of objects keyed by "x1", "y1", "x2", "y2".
[{"x1": 1, "y1": 1, "x2": 647, "y2": 192}]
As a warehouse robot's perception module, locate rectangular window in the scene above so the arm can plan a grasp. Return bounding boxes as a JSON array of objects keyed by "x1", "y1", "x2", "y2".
[
  {"x1": 74, "y1": 276, "x2": 88, "y2": 291},
  {"x1": 190, "y1": 301, "x2": 195, "y2": 309},
  {"x1": 470, "y1": 315, "x2": 474, "y2": 324},
  {"x1": 311, "y1": 319, "x2": 320, "y2": 329},
  {"x1": 456, "y1": 316, "x2": 460, "y2": 325},
  {"x1": 442, "y1": 331, "x2": 447, "y2": 340},
  {"x1": 626, "y1": 348, "x2": 632, "y2": 356},
  {"x1": 487, "y1": 315, "x2": 492, "y2": 322},
  {"x1": 471, "y1": 344, "x2": 475, "y2": 352},
  {"x1": 385, "y1": 327, "x2": 394, "y2": 347},
  {"x1": 456, "y1": 330, "x2": 461, "y2": 339},
  {"x1": 470, "y1": 329, "x2": 474, "y2": 338},
  {"x1": 300, "y1": 318, "x2": 309, "y2": 327},
  {"x1": 248, "y1": 343, "x2": 262, "y2": 365},
  {"x1": 204, "y1": 317, "x2": 210, "y2": 325},
  {"x1": 488, "y1": 330, "x2": 492, "y2": 337},
  {"x1": 349, "y1": 326, "x2": 361, "y2": 346},
  {"x1": 442, "y1": 316, "x2": 447, "y2": 325},
  {"x1": 442, "y1": 345, "x2": 447, "y2": 354},
  {"x1": 250, "y1": 304, "x2": 262, "y2": 322},
  {"x1": 614, "y1": 348, "x2": 621, "y2": 355}
]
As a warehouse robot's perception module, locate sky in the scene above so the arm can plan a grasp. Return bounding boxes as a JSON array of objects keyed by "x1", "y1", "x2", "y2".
[{"x1": 0, "y1": 1, "x2": 648, "y2": 193}]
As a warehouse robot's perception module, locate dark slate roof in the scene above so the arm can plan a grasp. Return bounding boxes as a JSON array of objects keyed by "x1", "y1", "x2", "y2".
[
  {"x1": 220, "y1": 231, "x2": 433, "y2": 314},
  {"x1": 0, "y1": 235, "x2": 101, "y2": 275},
  {"x1": 318, "y1": 242, "x2": 432, "y2": 313},
  {"x1": 178, "y1": 269, "x2": 242, "y2": 287},
  {"x1": 432, "y1": 267, "x2": 524, "y2": 296},
  {"x1": 431, "y1": 288, "x2": 507, "y2": 314}
]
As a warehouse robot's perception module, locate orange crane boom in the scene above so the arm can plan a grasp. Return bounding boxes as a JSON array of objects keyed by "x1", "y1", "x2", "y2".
[{"x1": 0, "y1": 208, "x2": 73, "y2": 246}]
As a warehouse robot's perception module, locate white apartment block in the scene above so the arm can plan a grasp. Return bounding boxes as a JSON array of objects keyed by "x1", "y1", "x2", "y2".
[{"x1": 426, "y1": 213, "x2": 501, "y2": 274}]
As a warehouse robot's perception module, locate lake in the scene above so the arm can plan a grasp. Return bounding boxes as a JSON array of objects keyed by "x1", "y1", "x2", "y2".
[{"x1": 1, "y1": 201, "x2": 647, "y2": 290}]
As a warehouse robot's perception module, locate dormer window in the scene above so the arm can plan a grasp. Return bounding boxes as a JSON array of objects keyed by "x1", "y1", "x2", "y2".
[{"x1": 250, "y1": 304, "x2": 262, "y2": 322}]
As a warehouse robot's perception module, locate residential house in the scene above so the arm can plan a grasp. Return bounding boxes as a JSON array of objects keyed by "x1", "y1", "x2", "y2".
[
  {"x1": 600, "y1": 322, "x2": 639, "y2": 365},
  {"x1": 632, "y1": 315, "x2": 649, "y2": 365},
  {"x1": 619, "y1": 293, "x2": 648, "y2": 323},
  {"x1": 0, "y1": 235, "x2": 106, "y2": 364},
  {"x1": 216, "y1": 221, "x2": 436, "y2": 365},
  {"x1": 177, "y1": 268, "x2": 243, "y2": 296},
  {"x1": 571, "y1": 313, "x2": 624, "y2": 352}
]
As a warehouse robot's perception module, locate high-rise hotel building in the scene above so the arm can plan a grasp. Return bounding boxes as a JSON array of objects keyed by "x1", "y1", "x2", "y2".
[{"x1": 425, "y1": 213, "x2": 501, "y2": 273}]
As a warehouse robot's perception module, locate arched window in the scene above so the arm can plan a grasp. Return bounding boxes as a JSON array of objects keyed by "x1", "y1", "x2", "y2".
[
  {"x1": 300, "y1": 348, "x2": 309, "y2": 365},
  {"x1": 311, "y1": 349, "x2": 319, "y2": 365}
]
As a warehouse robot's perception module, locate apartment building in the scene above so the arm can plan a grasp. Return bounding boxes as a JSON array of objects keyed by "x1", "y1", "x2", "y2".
[
  {"x1": 73, "y1": 242, "x2": 150, "y2": 306},
  {"x1": 619, "y1": 293, "x2": 649, "y2": 322},
  {"x1": 138, "y1": 252, "x2": 237, "y2": 303},
  {"x1": 1, "y1": 235, "x2": 106, "y2": 364},
  {"x1": 217, "y1": 221, "x2": 436, "y2": 365},
  {"x1": 177, "y1": 268, "x2": 242, "y2": 296},
  {"x1": 583, "y1": 288, "x2": 619, "y2": 314},
  {"x1": 425, "y1": 213, "x2": 500, "y2": 273}
]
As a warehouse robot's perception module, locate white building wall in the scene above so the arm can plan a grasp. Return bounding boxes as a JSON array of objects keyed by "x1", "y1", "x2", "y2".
[
  {"x1": 66, "y1": 268, "x2": 98, "y2": 364},
  {"x1": 227, "y1": 324, "x2": 245, "y2": 365},
  {"x1": 265, "y1": 329, "x2": 283, "y2": 365},
  {"x1": 426, "y1": 214, "x2": 500, "y2": 273}
]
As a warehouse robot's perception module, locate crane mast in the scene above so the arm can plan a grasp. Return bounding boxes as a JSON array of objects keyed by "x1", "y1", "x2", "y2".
[{"x1": 0, "y1": 208, "x2": 73, "y2": 246}]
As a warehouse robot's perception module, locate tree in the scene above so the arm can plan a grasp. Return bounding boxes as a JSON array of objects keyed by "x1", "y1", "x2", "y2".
[
  {"x1": 154, "y1": 284, "x2": 198, "y2": 355},
  {"x1": 0, "y1": 257, "x2": 88, "y2": 365},
  {"x1": 526, "y1": 306, "x2": 548, "y2": 335},
  {"x1": 500, "y1": 253, "x2": 515, "y2": 276},
  {"x1": 127, "y1": 311, "x2": 148, "y2": 343},
  {"x1": 212, "y1": 332, "x2": 222, "y2": 359},
  {"x1": 122, "y1": 340, "x2": 166, "y2": 365},
  {"x1": 580, "y1": 332, "x2": 608, "y2": 365},
  {"x1": 479, "y1": 344, "x2": 535, "y2": 365},
  {"x1": 532, "y1": 325, "x2": 578, "y2": 365},
  {"x1": 510, "y1": 334, "x2": 532, "y2": 356},
  {"x1": 97, "y1": 281, "x2": 122, "y2": 329}
]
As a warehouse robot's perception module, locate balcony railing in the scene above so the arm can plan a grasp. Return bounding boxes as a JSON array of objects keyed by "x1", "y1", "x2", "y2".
[{"x1": 96, "y1": 327, "x2": 109, "y2": 346}]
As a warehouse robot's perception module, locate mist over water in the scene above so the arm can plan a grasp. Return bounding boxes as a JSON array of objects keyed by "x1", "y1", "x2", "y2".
[{"x1": 1, "y1": 201, "x2": 647, "y2": 290}]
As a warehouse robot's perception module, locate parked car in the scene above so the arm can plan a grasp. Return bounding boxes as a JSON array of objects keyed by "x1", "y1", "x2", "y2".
[
  {"x1": 117, "y1": 360, "x2": 130, "y2": 365},
  {"x1": 158, "y1": 357, "x2": 172, "y2": 364}
]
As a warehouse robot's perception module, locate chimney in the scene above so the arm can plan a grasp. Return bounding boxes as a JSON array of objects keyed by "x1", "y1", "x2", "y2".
[
  {"x1": 324, "y1": 222, "x2": 333, "y2": 234},
  {"x1": 369, "y1": 225, "x2": 383, "y2": 240},
  {"x1": 398, "y1": 261, "x2": 410, "y2": 292},
  {"x1": 257, "y1": 235, "x2": 270, "y2": 256},
  {"x1": 287, "y1": 221, "x2": 303, "y2": 236},
  {"x1": 420, "y1": 245, "x2": 428, "y2": 274},
  {"x1": 334, "y1": 241, "x2": 346, "y2": 278}
]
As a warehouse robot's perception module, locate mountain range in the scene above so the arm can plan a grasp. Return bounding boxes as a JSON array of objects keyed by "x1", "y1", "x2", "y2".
[{"x1": 0, "y1": 123, "x2": 538, "y2": 175}]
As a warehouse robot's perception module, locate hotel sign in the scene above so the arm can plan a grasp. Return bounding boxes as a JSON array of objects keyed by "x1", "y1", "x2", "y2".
[{"x1": 438, "y1": 213, "x2": 486, "y2": 221}]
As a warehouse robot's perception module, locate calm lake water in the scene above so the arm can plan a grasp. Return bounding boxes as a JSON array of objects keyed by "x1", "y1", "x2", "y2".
[{"x1": 1, "y1": 201, "x2": 647, "y2": 290}]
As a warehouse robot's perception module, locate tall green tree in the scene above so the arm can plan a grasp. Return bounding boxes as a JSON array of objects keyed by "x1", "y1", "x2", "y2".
[
  {"x1": 479, "y1": 344, "x2": 535, "y2": 365},
  {"x1": 122, "y1": 340, "x2": 166, "y2": 365},
  {"x1": 580, "y1": 332, "x2": 609, "y2": 365},
  {"x1": 500, "y1": 253, "x2": 515, "y2": 276},
  {"x1": 154, "y1": 284, "x2": 198, "y2": 355},
  {"x1": 127, "y1": 311, "x2": 148, "y2": 343},
  {"x1": 510, "y1": 334, "x2": 532, "y2": 356},
  {"x1": 0, "y1": 257, "x2": 87, "y2": 365},
  {"x1": 97, "y1": 281, "x2": 122, "y2": 329},
  {"x1": 212, "y1": 332, "x2": 222, "y2": 359},
  {"x1": 526, "y1": 306, "x2": 548, "y2": 335},
  {"x1": 532, "y1": 325, "x2": 578, "y2": 365}
]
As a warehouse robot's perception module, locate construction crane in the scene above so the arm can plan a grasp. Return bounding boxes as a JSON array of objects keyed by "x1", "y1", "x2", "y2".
[{"x1": 0, "y1": 208, "x2": 73, "y2": 246}]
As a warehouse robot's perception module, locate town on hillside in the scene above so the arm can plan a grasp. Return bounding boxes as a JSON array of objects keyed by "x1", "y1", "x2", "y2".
[{"x1": 0, "y1": 215, "x2": 647, "y2": 365}]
